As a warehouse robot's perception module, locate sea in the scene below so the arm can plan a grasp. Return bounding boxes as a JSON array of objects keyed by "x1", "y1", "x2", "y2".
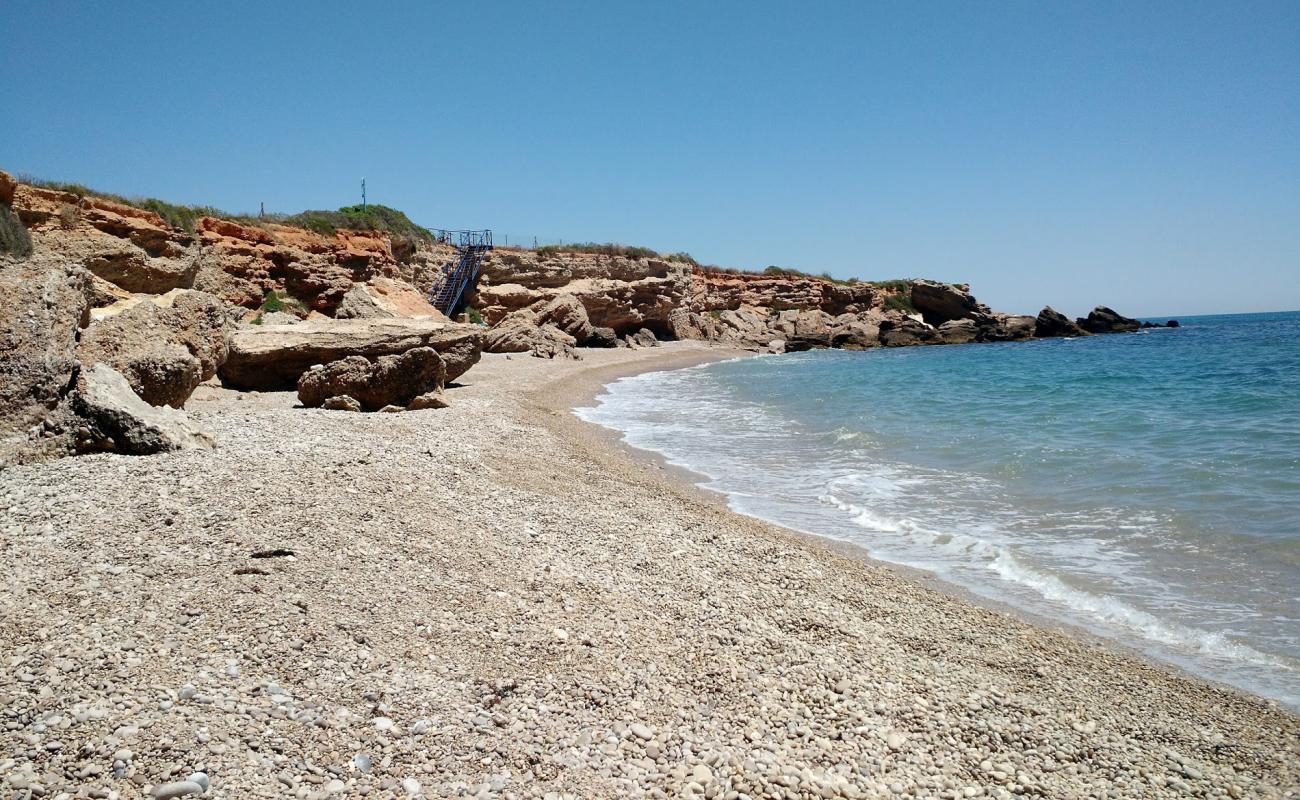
[{"x1": 576, "y1": 312, "x2": 1300, "y2": 709}]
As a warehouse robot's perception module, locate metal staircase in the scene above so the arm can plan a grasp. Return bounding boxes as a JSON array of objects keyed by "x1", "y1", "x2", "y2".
[{"x1": 427, "y1": 229, "x2": 493, "y2": 316}]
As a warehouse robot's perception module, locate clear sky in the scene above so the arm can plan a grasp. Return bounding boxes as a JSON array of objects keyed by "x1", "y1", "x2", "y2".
[{"x1": 3, "y1": 1, "x2": 1297, "y2": 316}]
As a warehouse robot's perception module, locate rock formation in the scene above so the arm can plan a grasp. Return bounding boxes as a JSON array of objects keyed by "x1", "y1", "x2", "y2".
[
  {"x1": 1077, "y1": 306, "x2": 1141, "y2": 334},
  {"x1": 71, "y1": 364, "x2": 215, "y2": 454},
  {"x1": 334, "y1": 276, "x2": 446, "y2": 320},
  {"x1": 482, "y1": 320, "x2": 579, "y2": 360},
  {"x1": 1, "y1": 166, "x2": 1166, "y2": 462},
  {"x1": 220, "y1": 319, "x2": 482, "y2": 390},
  {"x1": 0, "y1": 254, "x2": 89, "y2": 462},
  {"x1": 77, "y1": 289, "x2": 233, "y2": 407},
  {"x1": 297, "y1": 347, "x2": 447, "y2": 411},
  {"x1": 1035, "y1": 306, "x2": 1089, "y2": 338}
]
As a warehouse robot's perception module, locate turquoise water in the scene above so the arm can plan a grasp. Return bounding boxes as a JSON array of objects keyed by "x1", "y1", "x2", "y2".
[{"x1": 577, "y1": 312, "x2": 1300, "y2": 708}]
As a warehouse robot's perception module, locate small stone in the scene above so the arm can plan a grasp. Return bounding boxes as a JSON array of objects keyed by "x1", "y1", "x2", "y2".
[
  {"x1": 630, "y1": 723, "x2": 653, "y2": 741},
  {"x1": 326, "y1": 779, "x2": 346, "y2": 793},
  {"x1": 353, "y1": 754, "x2": 373, "y2": 773},
  {"x1": 691, "y1": 764, "x2": 713, "y2": 784},
  {"x1": 401, "y1": 777, "x2": 421, "y2": 796},
  {"x1": 552, "y1": 627, "x2": 569, "y2": 641},
  {"x1": 885, "y1": 732, "x2": 907, "y2": 751},
  {"x1": 152, "y1": 781, "x2": 203, "y2": 799},
  {"x1": 186, "y1": 773, "x2": 210, "y2": 792}
]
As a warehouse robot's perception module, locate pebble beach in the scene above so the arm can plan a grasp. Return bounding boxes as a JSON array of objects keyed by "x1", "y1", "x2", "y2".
[{"x1": 2, "y1": 341, "x2": 1297, "y2": 799}]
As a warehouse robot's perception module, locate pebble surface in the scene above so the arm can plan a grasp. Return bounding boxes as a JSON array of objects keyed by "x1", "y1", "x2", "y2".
[{"x1": 1, "y1": 343, "x2": 1297, "y2": 799}]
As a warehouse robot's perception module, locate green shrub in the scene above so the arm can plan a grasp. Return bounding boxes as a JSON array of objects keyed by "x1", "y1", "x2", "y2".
[
  {"x1": 0, "y1": 203, "x2": 33, "y2": 257},
  {"x1": 867, "y1": 279, "x2": 911, "y2": 291},
  {"x1": 259, "y1": 289, "x2": 306, "y2": 315},
  {"x1": 883, "y1": 294, "x2": 916, "y2": 314},
  {"x1": 465, "y1": 307, "x2": 484, "y2": 325},
  {"x1": 664, "y1": 251, "x2": 698, "y2": 266}
]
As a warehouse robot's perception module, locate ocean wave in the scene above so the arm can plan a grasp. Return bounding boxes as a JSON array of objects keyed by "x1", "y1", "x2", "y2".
[{"x1": 572, "y1": 328, "x2": 1300, "y2": 708}]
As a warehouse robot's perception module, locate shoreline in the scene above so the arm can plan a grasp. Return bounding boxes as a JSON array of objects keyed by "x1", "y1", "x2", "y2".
[
  {"x1": 534, "y1": 344, "x2": 1297, "y2": 713},
  {"x1": 2, "y1": 341, "x2": 1296, "y2": 798}
]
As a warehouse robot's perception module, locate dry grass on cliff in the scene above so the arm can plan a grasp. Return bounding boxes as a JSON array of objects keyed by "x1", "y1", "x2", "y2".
[
  {"x1": 275, "y1": 204, "x2": 435, "y2": 245},
  {"x1": 16, "y1": 175, "x2": 433, "y2": 246},
  {"x1": 18, "y1": 175, "x2": 246, "y2": 233}
]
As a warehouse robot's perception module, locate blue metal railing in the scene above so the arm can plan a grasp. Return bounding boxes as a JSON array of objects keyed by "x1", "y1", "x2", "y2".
[{"x1": 427, "y1": 229, "x2": 493, "y2": 316}]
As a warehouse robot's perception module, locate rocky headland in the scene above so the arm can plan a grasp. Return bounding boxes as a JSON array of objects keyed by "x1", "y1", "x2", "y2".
[{"x1": 0, "y1": 168, "x2": 1169, "y2": 465}]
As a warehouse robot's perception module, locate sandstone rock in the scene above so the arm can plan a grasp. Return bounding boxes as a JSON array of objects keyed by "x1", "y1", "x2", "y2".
[
  {"x1": 335, "y1": 277, "x2": 445, "y2": 320},
  {"x1": 530, "y1": 294, "x2": 596, "y2": 343},
  {"x1": 0, "y1": 255, "x2": 89, "y2": 461},
  {"x1": 625, "y1": 328, "x2": 659, "y2": 348},
  {"x1": 771, "y1": 308, "x2": 834, "y2": 350},
  {"x1": 72, "y1": 364, "x2": 215, "y2": 454},
  {"x1": 297, "y1": 348, "x2": 447, "y2": 411},
  {"x1": 220, "y1": 319, "x2": 482, "y2": 390},
  {"x1": 1035, "y1": 306, "x2": 1088, "y2": 338},
  {"x1": 85, "y1": 274, "x2": 133, "y2": 308},
  {"x1": 980, "y1": 313, "x2": 1037, "y2": 342},
  {"x1": 254, "y1": 311, "x2": 302, "y2": 326},
  {"x1": 78, "y1": 290, "x2": 232, "y2": 407},
  {"x1": 335, "y1": 283, "x2": 396, "y2": 319},
  {"x1": 879, "y1": 316, "x2": 939, "y2": 347},
  {"x1": 320, "y1": 395, "x2": 362, "y2": 412},
  {"x1": 407, "y1": 390, "x2": 450, "y2": 410},
  {"x1": 1077, "y1": 306, "x2": 1140, "y2": 334},
  {"x1": 830, "y1": 312, "x2": 883, "y2": 349},
  {"x1": 472, "y1": 251, "x2": 690, "y2": 335},
  {"x1": 483, "y1": 320, "x2": 579, "y2": 360},
  {"x1": 910, "y1": 281, "x2": 987, "y2": 325},
  {"x1": 587, "y1": 326, "x2": 619, "y2": 348},
  {"x1": 936, "y1": 318, "x2": 980, "y2": 344},
  {"x1": 688, "y1": 270, "x2": 876, "y2": 316}
]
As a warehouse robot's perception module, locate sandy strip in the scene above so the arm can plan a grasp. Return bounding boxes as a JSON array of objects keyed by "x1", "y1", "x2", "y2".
[{"x1": 1, "y1": 342, "x2": 1296, "y2": 800}]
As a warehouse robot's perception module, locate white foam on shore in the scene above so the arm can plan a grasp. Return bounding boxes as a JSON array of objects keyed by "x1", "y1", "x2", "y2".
[{"x1": 575, "y1": 360, "x2": 1300, "y2": 709}]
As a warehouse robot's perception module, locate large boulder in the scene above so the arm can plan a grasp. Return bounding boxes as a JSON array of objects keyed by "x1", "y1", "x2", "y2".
[
  {"x1": 482, "y1": 320, "x2": 579, "y2": 360},
  {"x1": 936, "y1": 318, "x2": 980, "y2": 344},
  {"x1": 830, "y1": 312, "x2": 883, "y2": 349},
  {"x1": 297, "y1": 347, "x2": 446, "y2": 411},
  {"x1": 1077, "y1": 306, "x2": 1140, "y2": 334},
  {"x1": 771, "y1": 309, "x2": 834, "y2": 349},
  {"x1": 879, "y1": 316, "x2": 938, "y2": 347},
  {"x1": 530, "y1": 294, "x2": 596, "y2": 343},
  {"x1": 1035, "y1": 306, "x2": 1088, "y2": 338},
  {"x1": 72, "y1": 364, "x2": 215, "y2": 455},
  {"x1": 334, "y1": 277, "x2": 446, "y2": 321},
  {"x1": 0, "y1": 255, "x2": 89, "y2": 462},
  {"x1": 624, "y1": 328, "x2": 660, "y2": 349},
  {"x1": 910, "y1": 281, "x2": 987, "y2": 325},
  {"x1": 980, "y1": 313, "x2": 1037, "y2": 342},
  {"x1": 220, "y1": 318, "x2": 482, "y2": 390},
  {"x1": 78, "y1": 289, "x2": 232, "y2": 407}
]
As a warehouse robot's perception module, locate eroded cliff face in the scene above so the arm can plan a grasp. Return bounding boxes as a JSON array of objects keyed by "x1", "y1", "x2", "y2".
[
  {"x1": 469, "y1": 247, "x2": 1033, "y2": 352},
  {"x1": 473, "y1": 250, "x2": 692, "y2": 336},
  {"x1": 6, "y1": 176, "x2": 457, "y2": 316},
  {"x1": 3, "y1": 168, "x2": 1134, "y2": 371}
]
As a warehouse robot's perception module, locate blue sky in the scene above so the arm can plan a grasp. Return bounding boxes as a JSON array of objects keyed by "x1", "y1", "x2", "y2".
[{"x1": 3, "y1": 1, "x2": 1297, "y2": 316}]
